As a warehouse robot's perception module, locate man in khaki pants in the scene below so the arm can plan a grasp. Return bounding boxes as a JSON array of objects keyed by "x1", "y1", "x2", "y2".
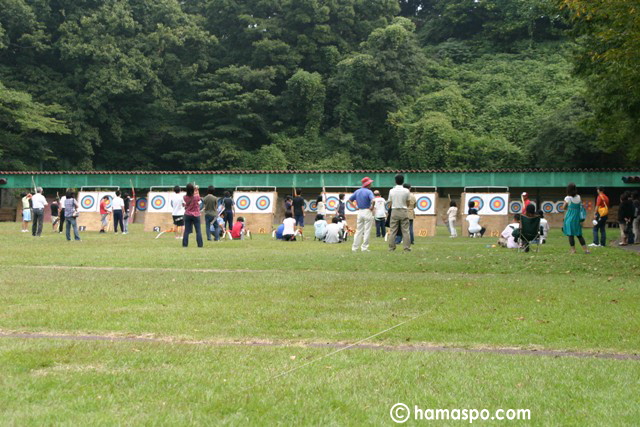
[
  {"x1": 349, "y1": 177, "x2": 375, "y2": 252},
  {"x1": 388, "y1": 174, "x2": 411, "y2": 252}
]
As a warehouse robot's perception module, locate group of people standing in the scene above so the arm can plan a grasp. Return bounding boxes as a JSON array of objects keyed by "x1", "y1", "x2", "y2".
[{"x1": 287, "y1": 174, "x2": 417, "y2": 252}]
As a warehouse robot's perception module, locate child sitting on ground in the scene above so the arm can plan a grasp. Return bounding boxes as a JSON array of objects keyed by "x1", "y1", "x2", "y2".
[
  {"x1": 499, "y1": 214, "x2": 520, "y2": 248},
  {"x1": 314, "y1": 214, "x2": 327, "y2": 241},
  {"x1": 231, "y1": 216, "x2": 247, "y2": 240},
  {"x1": 324, "y1": 216, "x2": 342, "y2": 244},
  {"x1": 282, "y1": 211, "x2": 297, "y2": 241}
]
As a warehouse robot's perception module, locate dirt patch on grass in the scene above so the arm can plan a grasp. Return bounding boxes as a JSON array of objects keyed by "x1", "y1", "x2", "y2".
[{"x1": 2, "y1": 330, "x2": 638, "y2": 361}]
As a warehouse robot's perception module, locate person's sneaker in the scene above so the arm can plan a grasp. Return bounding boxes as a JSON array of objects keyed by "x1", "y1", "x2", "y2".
[
  {"x1": 588, "y1": 243, "x2": 599, "y2": 247},
  {"x1": 122, "y1": 232, "x2": 127, "y2": 235},
  {"x1": 99, "y1": 230, "x2": 105, "y2": 233}
]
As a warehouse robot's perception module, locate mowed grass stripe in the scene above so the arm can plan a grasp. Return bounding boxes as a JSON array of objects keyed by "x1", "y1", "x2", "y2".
[
  {"x1": 1, "y1": 339, "x2": 639, "y2": 425},
  {"x1": 1, "y1": 267, "x2": 638, "y2": 353}
]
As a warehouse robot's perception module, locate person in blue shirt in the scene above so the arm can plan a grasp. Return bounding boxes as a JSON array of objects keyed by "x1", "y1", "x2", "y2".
[{"x1": 348, "y1": 177, "x2": 375, "y2": 252}]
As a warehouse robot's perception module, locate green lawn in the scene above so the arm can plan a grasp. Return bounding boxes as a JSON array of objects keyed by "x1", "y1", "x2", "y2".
[{"x1": 0, "y1": 223, "x2": 638, "y2": 425}]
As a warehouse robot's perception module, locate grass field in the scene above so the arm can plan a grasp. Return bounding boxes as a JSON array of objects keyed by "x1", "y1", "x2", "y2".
[{"x1": 0, "y1": 223, "x2": 638, "y2": 425}]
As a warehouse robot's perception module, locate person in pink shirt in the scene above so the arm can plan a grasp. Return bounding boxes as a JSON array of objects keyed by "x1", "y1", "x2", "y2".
[{"x1": 182, "y1": 183, "x2": 203, "y2": 248}]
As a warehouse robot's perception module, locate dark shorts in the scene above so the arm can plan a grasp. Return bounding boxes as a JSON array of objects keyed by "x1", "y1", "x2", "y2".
[
  {"x1": 283, "y1": 234, "x2": 296, "y2": 241},
  {"x1": 294, "y1": 214, "x2": 304, "y2": 227},
  {"x1": 173, "y1": 215, "x2": 184, "y2": 226}
]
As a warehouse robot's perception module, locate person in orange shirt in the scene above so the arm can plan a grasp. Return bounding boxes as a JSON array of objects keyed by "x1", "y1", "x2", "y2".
[{"x1": 589, "y1": 186, "x2": 609, "y2": 247}]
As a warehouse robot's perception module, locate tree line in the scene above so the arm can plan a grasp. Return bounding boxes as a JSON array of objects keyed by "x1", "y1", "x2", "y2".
[{"x1": 1, "y1": 0, "x2": 637, "y2": 171}]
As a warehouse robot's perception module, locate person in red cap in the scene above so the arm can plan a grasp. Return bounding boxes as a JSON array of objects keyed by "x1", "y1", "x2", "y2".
[
  {"x1": 348, "y1": 177, "x2": 375, "y2": 252},
  {"x1": 521, "y1": 192, "x2": 531, "y2": 214}
]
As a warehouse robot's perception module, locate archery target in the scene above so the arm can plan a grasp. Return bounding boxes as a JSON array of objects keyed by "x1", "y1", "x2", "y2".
[
  {"x1": 465, "y1": 193, "x2": 509, "y2": 215},
  {"x1": 81, "y1": 195, "x2": 95, "y2": 210},
  {"x1": 103, "y1": 195, "x2": 113, "y2": 209},
  {"x1": 308, "y1": 200, "x2": 318, "y2": 212},
  {"x1": 556, "y1": 201, "x2": 565, "y2": 213},
  {"x1": 326, "y1": 196, "x2": 339, "y2": 211},
  {"x1": 256, "y1": 196, "x2": 271, "y2": 211},
  {"x1": 346, "y1": 201, "x2": 357, "y2": 212},
  {"x1": 489, "y1": 196, "x2": 506, "y2": 213},
  {"x1": 468, "y1": 196, "x2": 484, "y2": 212},
  {"x1": 236, "y1": 195, "x2": 251, "y2": 211},
  {"x1": 509, "y1": 201, "x2": 522, "y2": 214},
  {"x1": 416, "y1": 196, "x2": 432, "y2": 212},
  {"x1": 151, "y1": 195, "x2": 166, "y2": 210},
  {"x1": 413, "y1": 193, "x2": 436, "y2": 215},
  {"x1": 136, "y1": 197, "x2": 147, "y2": 211},
  {"x1": 541, "y1": 201, "x2": 555, "y2": 214}
]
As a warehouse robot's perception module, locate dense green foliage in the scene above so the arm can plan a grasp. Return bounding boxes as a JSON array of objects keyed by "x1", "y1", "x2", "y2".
[{"x1": 0, "y1": 0, "x2": 631, "y2": 170}]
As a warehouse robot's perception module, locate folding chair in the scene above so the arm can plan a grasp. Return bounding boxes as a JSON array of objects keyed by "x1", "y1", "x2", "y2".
[{"x1": 516, "y1": 216, "x2": 541, "y2": 253}]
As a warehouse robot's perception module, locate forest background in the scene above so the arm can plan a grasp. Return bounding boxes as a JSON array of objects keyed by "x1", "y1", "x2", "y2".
[{"x1": 1, "y1": 0, "x2": 638, "y2": 171}]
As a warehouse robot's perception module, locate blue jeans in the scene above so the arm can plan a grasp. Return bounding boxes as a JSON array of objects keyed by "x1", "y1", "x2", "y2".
[
  {"x1": 65, "y1": 217, "x2": 81, "y2": 241},
  {"x1": 224, "y1": 210, "x2": 234, "y2": 230},
  {"x1": 395, "y1": 219, "x2": 414, "y2": 244},
  {"x1": 375, "y1": 218, "x2": 386, "y2": 237},
  {"x1": 183, "y1": 215, "x2": 203, "y2": 247},
  {"x1": 206, "y1": 214, "x2": 220, "y2": 241},
  {"x1": 593, "y1": 215, "x2": 607, "y2": 246}
]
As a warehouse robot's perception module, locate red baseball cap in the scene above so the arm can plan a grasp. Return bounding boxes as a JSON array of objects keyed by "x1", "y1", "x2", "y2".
[{"x1": 361, "y1": 177, "x2": 373, "y2": 187}]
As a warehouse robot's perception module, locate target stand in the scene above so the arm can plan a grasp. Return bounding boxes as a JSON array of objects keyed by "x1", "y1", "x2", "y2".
[
  {"x1": 411, "y1": 187, "x2": 438, "y2": 237},
  {"x1": 143, "y1": 187, "x2": 181, "y2": 232},
  {"x1": 461, "y1": 187, "x2": 510, "y2": 238},
  {"x1": 76, "y1": 186, "x2": 119, "y2": 231},
  {"x1": 234, "y1": 188, "x2": 277, "y2": 234}
]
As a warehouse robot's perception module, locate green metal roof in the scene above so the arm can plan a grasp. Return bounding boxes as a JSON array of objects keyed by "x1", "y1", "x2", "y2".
[{"x1": 1, "y1": 170, "x2": 639, "y2": 189}]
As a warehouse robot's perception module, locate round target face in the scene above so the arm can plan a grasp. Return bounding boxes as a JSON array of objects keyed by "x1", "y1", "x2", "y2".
[
  {"x1": 509, "y1": 201, "x2": 522, "y2": 214},
  {"x1": 468, "y1": 196, "x2": 484, "y2": 212},
  {"x1": 308, "y1": 200, "x2": 317, "y2": 212},
  {"x1": 326, "y1": 196, "x2": 339, "y2": 211},
  {"x1": 236, "y1": 195, "x2": 250, "y2": 210},
  {"x1": 81, "y1": 195, "x2": 95, "y2": 210},
  {"x1": 489, "y1": 196, "x2": 506, "y2": 212},
  {"x1": 346, "y1": 201, "x2": 357, "y2": 212},
  {"x1": 136, "y1": 197, "x2": 147, "y2": 211},
  {"x1": 151, "y1": 195, "x2": 166, "y2": 210},
  {"x1": 416, "y1": 196, "x2": 432, "y2": 212},
  {"x1": 542, "y1": 202, "x2": 554, "y2": 214},
  {"x1": 256, "y1": 196, "x2": 271, "y2": 211},
  {"x1": 556, "y1": 202, "x2": 565, "y2": 213}
]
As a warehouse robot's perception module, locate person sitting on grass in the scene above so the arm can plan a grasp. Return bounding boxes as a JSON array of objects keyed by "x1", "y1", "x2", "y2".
[
  {"x1": 324, "y1": 216, "x2": 342, "y2": 244},
  {"x1": 231, "y1": 216, "x2": 247, "y2": 240},
  {"x1": 282, "y1": 211, "x2": 297, "y2": 241},
  {"x1": 314, "y1": 214, "x2": 328, "y2": 241},
  {"x1": 499, "y1": 213, "x2": 520, "y2": 248}
]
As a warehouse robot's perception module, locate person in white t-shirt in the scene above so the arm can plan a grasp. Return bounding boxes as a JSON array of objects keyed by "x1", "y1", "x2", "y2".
[
  {"x1": 466, "y1": 213, "x2": 486, "y2": 237},
  {"x1": 58, "y1": 193, "x2": 67, "y2": 233},
  {"x1": 372, "y1": 190, "x2": 387, "y2": 238},
  {"x1": 316, "y1": 189, "x2": 327, "y2": 219},
  {"x1": 499, "y1": 214, "x2": 520, "y2": 248},
  {"x1": 171, "y1": 185, "x2": 185, "y2": 239},
  {"x1": 324, "y1": 216, "x2": 342, "y2": 244},
  {"x1": 446, "y1": 201, "x2": 459, "y2": 238},
  {"x1": 282, "y1": 211, "x2": 297, "y2": 241},
  {"x1": 537, "y1": 210, "x2": 549, "y2": 243},
  {"x1": 111, "y1": 190, "x2": 126, "y2": 234},
  {"x1": 30, "y1": 187, "x2": 48, "y2": 237}
]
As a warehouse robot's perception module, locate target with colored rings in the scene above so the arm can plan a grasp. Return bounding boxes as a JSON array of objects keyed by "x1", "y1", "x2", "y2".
[
  {"x1": 489, "y1": 196, "x2": 506, "y2": 212},
  {"x1": 542, "y1": 202, "x2": 555, "y2": 214},
  {"x1": 136, "y1": 198, "x2": 147, "y2": 211},
  {"x1": 81, "y1": 195, "x2": 95, "y2": 210},
  {"x1": 256, "y1": 196, "x2": 271, "y2": 211},
  {"x1": 416, "y1": 196, "x2": 432, "y2": 212},
  {"x1": 151, "y1": 195, "x2": 166, "y2": 210},
  {"x1": 509, "y1": 201, "x2": 522, "y2": 213},
  {"x1": 236, "y1": 195, "x2": 250, "y2": 210},
  {"x1": 308, "y1": 200, "x2": 317, "y2": 211},
  {"x1": 555, "y1": 202, "x2": 565, "y2": 213},
  {"x1": 468, "y1": 196, "x2": 484, "y2": 212},
  {"x1": 326, "y1": 196, "x2": 339, "y2": 211},
  {"x1": 346, "y1": 201, "x2": 357, "y2": 212}
]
